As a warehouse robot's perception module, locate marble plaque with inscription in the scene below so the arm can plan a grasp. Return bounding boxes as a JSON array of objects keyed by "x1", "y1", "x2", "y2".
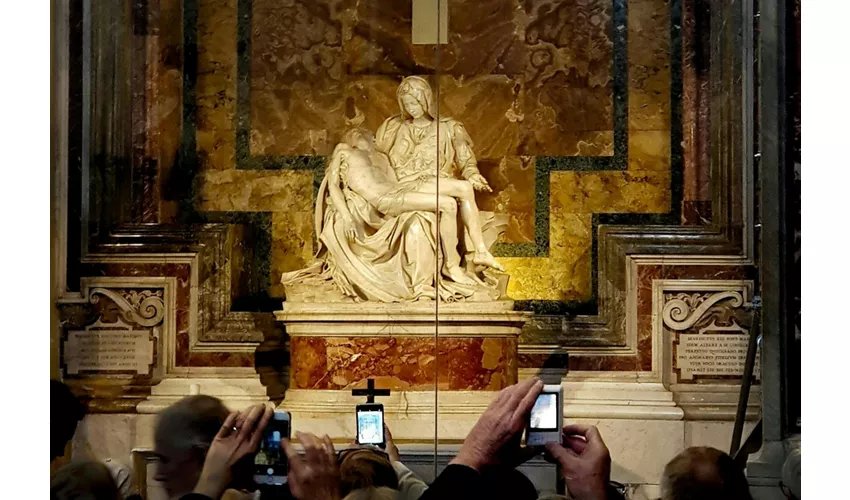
[
  {"x1": 64, "y1": 330, "x2": 154, "y2": 375},
  {"x1": 676, "y1": 333, "x2": 760, "y2": 380}
]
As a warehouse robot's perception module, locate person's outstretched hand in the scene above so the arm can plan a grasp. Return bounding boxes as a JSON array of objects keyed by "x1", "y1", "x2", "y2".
[
  {"x1": 194, "y1": 404, "x2": 273, "y2": 499},
  {"x1": 384, "y1": 423, "x2": 401, "y2": 462},
  {"x1": 451, "y1": 377, "x2": 544, "y2": 472},
  {"x1": 283, "y1": 431, "x2": 341, "y2": 500},
  {"x1": 545, "y1": 423, "x2": 612, "y2": 500}
]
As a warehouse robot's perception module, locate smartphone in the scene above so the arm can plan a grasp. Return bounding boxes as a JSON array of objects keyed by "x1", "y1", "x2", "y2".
[
  {"x1": 355, "y1": 403, "x2": 385, "y2": 447},
  {"x1": 526, "y1": 385, "x2": 563, "y2": 446},
  {"x1": 253, "y1": 410, "x2": 291, "y2": 486}
]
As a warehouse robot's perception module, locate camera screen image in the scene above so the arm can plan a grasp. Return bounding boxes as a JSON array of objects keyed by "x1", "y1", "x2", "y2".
[
  {"x1": 357, "y1": 410, "x2": 383, "y2": 445},
  {"x1": 529, "y1": 393, "x2": 558, "y2": 430},
  {"x1": 254, "y1": 419, "x2": 288, "y2": 478}
]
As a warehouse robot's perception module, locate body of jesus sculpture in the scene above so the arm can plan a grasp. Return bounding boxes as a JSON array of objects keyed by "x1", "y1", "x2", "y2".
[{"x1": 326, "y1": 127, "x2": 503, "y2": 286}]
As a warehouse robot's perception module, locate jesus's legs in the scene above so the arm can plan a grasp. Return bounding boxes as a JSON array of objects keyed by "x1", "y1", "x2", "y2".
[
  {"x1": 417, "y1": 179, "x2": 504, "y2": 271},
  {"x1": 394, "y1": 192, "x2": 475, "y2": 286}
]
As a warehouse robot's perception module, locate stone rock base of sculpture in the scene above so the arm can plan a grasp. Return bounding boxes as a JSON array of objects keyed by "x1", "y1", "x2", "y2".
[
  {"x1": 274, "y1": 301, "x2": 530, "y2": 441},
  {"x1": 283, "y1": 270, "x2": 511, "y2": 303}
]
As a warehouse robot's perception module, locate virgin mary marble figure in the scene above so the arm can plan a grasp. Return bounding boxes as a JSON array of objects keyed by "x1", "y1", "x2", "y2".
[{"x1": 375, "y1": 76, "x2": 505, "y2": 273}]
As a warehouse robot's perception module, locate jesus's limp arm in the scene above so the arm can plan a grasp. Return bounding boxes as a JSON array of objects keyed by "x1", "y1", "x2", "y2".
[{"x1": 326, "y1": 146, "x2": 358, "y2": 241}]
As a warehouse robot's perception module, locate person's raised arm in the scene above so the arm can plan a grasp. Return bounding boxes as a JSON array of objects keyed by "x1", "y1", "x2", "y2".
[
  {"x1": 418, "y1": 378, "x2": 543, "y2": 500},
  {"x1": 282, "y1": 432, "x2": 341, "y2": 500},
  {"x1": 385, "y1": 424, "x2": 429, "y2": 500},
  {"x1": 192, "y1": 405, "x2": 273, "y2": 500}
]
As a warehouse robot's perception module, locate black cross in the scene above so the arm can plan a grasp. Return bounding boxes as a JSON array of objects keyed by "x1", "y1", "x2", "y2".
[{"x1": 351, "y1": 378, "x2": 391, "y2": 403}]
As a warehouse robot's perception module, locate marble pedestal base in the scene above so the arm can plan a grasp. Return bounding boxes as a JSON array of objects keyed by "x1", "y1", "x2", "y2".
[
  {"x1": 275, "y1": 301, "x2": 531, "y2": 391},
  {"x1": 136, "y1": 377, "x2": 271, "y2": 414}
]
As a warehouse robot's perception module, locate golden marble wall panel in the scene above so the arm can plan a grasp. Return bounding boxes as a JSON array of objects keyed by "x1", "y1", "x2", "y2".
[
  {"x1": 270, "y1": 211, "x2": 316, "y2": 298},
  {"x1": 629, "y1": 130, "x2": 672, "y2": 171},
  {"x1": 343, "y1": 76, "x2": 402, "y2": 134},
  {"x1": 151, "y1": 0, "x2": 185, "y2": 221},
  {"x1": 502, "y1": 167, "x2": 671, "y2": 301},
  {"x1": 250, "y1": 84, "x2": 346, "y2": 156},
  {"x1": 522, "y1": 0, "x2": 614, "y2": 86},
  {"x1": 439, "y1": 75, "x2": 523, "y2": 160},
  {"x1": 346, "y1": 0, "x2": 438, "y2": 75},
  {"x1": 251, "y1": 0, "x2": 344, "y2": 90},
  {"x1": 196, "y1": 170, "x2": 313, "y2": 213},
  {"x1": 476, "y1": 156, "x2": 537, "y2": 244},
  {"x1": 550, "y1": 171, "x2": 671, "y2": 215},
  {"x1": 250, "y1": 1, "x2": 345, "y2": 156},
  {"x1": 196, "y1": 0, "x2": 238, "y2": 172},
  {"x1": 522, "y1": 76, "x2": 614, "y2": 156}
]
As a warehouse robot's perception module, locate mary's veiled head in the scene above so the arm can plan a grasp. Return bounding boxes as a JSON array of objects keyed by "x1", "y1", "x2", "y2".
[{"x1": 397, "y1": 76, "x2": 435, "y2": 120}]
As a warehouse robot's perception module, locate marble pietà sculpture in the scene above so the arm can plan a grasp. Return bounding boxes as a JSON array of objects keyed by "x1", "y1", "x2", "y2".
[{"x1": 282, "y1": 76, "x2": 509, "y2": 302}]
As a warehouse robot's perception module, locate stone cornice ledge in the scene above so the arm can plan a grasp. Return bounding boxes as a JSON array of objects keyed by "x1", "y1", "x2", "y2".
[
  {"x1": 562, "y1": 381, "x2": 684, "y2": 420},
  {"x1": 520, "y1": 370, "x2": 685, "y2": 420},
  {"x1": 137, "y1": 377, "x2": 270, "y2": 414}
]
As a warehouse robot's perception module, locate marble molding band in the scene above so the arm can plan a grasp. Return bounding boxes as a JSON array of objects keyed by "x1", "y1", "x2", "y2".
[
  {"x1": 136, "y1": 377, "x2": 271, "y2": 414},
  {"x1": 276, "y1": 302, "x2": 531, "y2": 338},
  {"x1": 281, "y1": 383, "x2": 683, "y2": 424}
]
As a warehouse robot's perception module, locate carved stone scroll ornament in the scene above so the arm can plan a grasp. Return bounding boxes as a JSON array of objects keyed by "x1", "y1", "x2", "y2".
[
  {"x1": 662, "y1": 291, "x2": 744, "y2": 331},
  {"x1": 88, "y1": 288, "x2": 165, "y2": 327}
]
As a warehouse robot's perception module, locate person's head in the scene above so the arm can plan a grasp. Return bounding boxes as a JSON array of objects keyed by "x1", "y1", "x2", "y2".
[
  {"x1": 51, "y1": 460, "x2": 121, "y2": 500},
  {"x1": 153, "y1": 395, "x2": 229, "y2": 498},
  {"x1": 342, "y1": 128, "x2": 375, "y2": 151},
  {"x1": 51, "y1": 379, "x2": 86, "y2": 460},
  {"x1": 397, "y1": 76, "x2": 434, "y2": 120},
  {"x1": 338, "y1": 448, "x2": 399, "y2": 497},
  {"x1": 661, "y1": 446, "x2": 753, "y2": 500},
  {"x1": 343, "y1": 487, "x2": 399, "y2": 500}
]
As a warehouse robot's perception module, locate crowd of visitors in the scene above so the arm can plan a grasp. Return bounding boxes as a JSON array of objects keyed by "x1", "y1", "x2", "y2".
[{"x1": 51, "y1": 378, "x2": 755, "y2": 500}]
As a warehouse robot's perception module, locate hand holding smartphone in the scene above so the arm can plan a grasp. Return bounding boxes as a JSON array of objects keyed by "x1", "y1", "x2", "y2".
[
  {"x1": 253, "y1": 410, "x2": 291, "y2": 486},
  {"x1": 355, "y1": 403, "x2": 385, "y2": 447},
  {"x1": 525, "y1": 385, "x2": 563, "y2": 446}
]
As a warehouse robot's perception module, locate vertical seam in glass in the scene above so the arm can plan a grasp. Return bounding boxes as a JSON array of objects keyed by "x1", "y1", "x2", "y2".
[{"x1": 433, "y1": 0, "x2": 442, "y2": 479}]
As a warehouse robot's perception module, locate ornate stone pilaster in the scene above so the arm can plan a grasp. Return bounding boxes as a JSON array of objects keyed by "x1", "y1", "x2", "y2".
[
  {"x1": 59, "y1": 279, "x2": 171, "y2": 412},
  {"x1": 655, "y1": 280, "x2": 760, "y2": 420}
]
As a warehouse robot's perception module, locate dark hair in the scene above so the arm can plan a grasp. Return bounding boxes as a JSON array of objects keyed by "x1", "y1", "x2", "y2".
[
  {"x1": 154, "y1": 395, "x2": 229, "y2": 453},
  {"x1": 51, "y1": 380, "x2": 86, "y2": 460},
  {"x1": 339, "y1": 448, "x2": 399, "y2": 497},
  {"x1": 51, "y1": 460, "x2": 120, "y2": 500},
  {"x1": 480, "y1": 467, "x2": 538, "y2": 500},
  {"x1": 661, "y1": 447, "x2": 753, "y2": 500}
]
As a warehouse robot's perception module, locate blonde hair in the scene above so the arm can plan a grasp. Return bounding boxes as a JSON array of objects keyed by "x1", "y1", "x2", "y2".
[
  {"x1": 343, "y1": 487, "x2": 399, "y2": 500},
  {"x1": 339, "y1": 448, "x2": 399, "y2": 496}
]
